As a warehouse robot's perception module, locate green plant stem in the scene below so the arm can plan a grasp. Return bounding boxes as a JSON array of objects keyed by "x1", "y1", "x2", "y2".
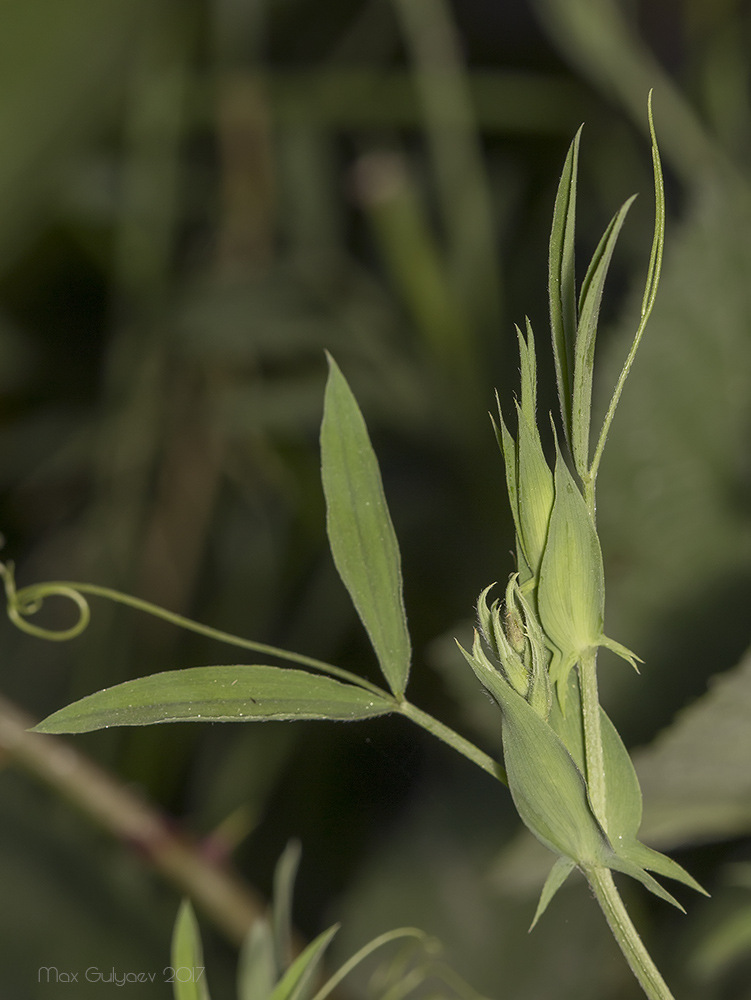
[
  {"x1": 398, "y1": 700, "x2": 507, "y2": 785},
  {"x1": 587, "y1": 866, "x2": 675, "y2": 1000},
  {"x1": 578, "y1": 647, "x2": 607, "y2": 829}
]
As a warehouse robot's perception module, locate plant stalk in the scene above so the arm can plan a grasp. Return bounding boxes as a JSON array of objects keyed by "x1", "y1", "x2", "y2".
[
  {"x1": 398, "y1": 701, "x2": 507, "y2": 784},
  {"x1": 578, "y1": 646, "x2": 607, "y2": 830},
  {"x1": 587, "y1": 866, "x2": 675, "y2": 1000}
]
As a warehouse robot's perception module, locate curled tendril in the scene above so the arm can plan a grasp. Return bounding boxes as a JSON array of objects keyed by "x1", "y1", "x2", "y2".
[{"x1": 0, "y1": 561, "x2": 91, "y2": 642}]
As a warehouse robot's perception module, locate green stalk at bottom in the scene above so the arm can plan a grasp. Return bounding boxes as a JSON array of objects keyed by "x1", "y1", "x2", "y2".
[{"x1": 587, "y1": 866, "x2": 675, "y2": 1000}]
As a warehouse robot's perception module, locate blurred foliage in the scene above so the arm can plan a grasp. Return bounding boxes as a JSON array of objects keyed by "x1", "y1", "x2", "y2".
[{"x1": 3, "y1": 0, "x2": 751, "y2": 996}]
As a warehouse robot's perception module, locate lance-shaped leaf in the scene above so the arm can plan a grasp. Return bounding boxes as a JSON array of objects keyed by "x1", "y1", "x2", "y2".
[
  {"x1": 320, "y1": 354, "x2": 411, "y2": 697},
  {"x1": 32, "y1": 666, "x2": 395, "y2": 734},
  {"x1": 571, "y1": 194, "x2": 636, "y2": 478},
  {"x1": 171, "y1": 901, "x2": 211, "y2": 1000},
  {"x1": 549, "y1": 127, "x2": 581, "y2": 446},
  {"x1": 538, "y1": 447, "x2": 604, "y2": 698}
]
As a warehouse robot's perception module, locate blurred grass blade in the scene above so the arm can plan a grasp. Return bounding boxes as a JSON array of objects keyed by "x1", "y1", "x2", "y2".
[
  {"x1": 273, "y1": 840, "x2": 302, "y2": 976},
  {"x1": 571, "y1": 195, "x2": 635, "y2": 477},
  {"x1": 171, "y1": 900, "x2": 211, "y2": 1000},
  {"x1": 32, "y1": 666, "x2": 395, "y2": 734},
  {"x1": 269, "y1": 924, "x2": 339, "y2": 1000},
  {"x1": 548, "y1": 127, "x2": 581, "y2": 444},
  {"x1": 355, "y1": 151, "x2": 473, "y2": 386},
  {"x1": 239, "y1": 919, "x2": 276, "y2": 1000},
  {"x1": 692, "y1": 904, "x2": 751, "y2": 980},
  {"x1": 391, "y1": 0, "x2": 502, "y2": 341},
  {"x1": 320, "y1": 354, "x2": 411, "y2": 697}
]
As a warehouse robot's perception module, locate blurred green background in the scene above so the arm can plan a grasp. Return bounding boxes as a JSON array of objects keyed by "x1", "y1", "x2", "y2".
[{"x1": 2, "y1": 0, "x2": 751, "y2": 996}]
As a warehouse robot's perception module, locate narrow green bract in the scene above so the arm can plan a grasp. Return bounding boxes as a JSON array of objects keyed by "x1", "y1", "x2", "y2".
[{"x1": 320, "y1": 353, "x2": 411, "y2": 698}]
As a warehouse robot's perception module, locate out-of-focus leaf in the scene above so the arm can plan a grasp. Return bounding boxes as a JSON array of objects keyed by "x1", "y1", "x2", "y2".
[
  {"x1": 32, "y1": 666, "x2": 395, "y2": 734},
  {"x1": 273, "y1": 840, "x2": 302, "y2": 977},
  {"x1": 320, "y1": 354, "x2": 411, "y2": 697},
  {"x1": 238, "y1": 919, "x2": 276, "y2": 1000},
  {"x1": 170, "y1": 900, "x2": 211, "y2": 1000},
  {"x1": 268, "y1": 924, "x2": 339, "y2": 1000},
  {"x1": 633, "y1": 645, "x2": 751, "y2": 849},
  {"x1": 0, "y1": 0, "x2": 150, "y2": 272}
]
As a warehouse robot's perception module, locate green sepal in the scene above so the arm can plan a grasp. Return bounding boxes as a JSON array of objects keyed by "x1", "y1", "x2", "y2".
[
  {"x1": 491, "y1": 401, "x2": 533, "y2": 586},
  {"x1": 530, "y1": 857, "x2": 575, "y2": 931},
  {"x1": 538, "y1": 445, "x2": 604, "y2": 696},
  {"x1": 606, "y1": 857, "x2": 684, "y2": 911},
  {"x1": 600, "y1": 635, "x2": 642, "y2": 672},
  {"x1": 476, "y1": 583, "x2": 500, "y2": 658},
  {"x1": 515, "y1": 585, "x2": 552, "y2": 720},
  {"x1": 456, "y1": 638, "x2": 610, "y2": 866},
  {"x1": 552, "y1": 673, "x2": 706, "y2": 902},
  {"x1": 517, "y1": 319, "x2": 538, "y2": 429},
  {"x1": 619, "y1": 840, "x2": 707, "y2": 897},
  {"x1": 515, "y1": 401, "x2": 555, "y2": 578}
]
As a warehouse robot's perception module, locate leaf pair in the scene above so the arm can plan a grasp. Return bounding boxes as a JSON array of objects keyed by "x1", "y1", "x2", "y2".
[
  {"x1": 549, "y1": 93, "x2": 664, "y2": 486},
  {"x1": 33, "y1": 354, "x2": 411, "y2": 736}
]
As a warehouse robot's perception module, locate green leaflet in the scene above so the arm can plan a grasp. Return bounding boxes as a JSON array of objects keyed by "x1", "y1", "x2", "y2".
[
  {"x1": 171, "y1": 901, "x2": 211, "y2": 1000},
  {"x1": 320, "y1": 353, "x2": 411, "y2": 698},
  {"x1": 548, "y1": 126, "x2": 581, "y2": 446},
  {"x1": 456, "y1": 638, "x2": 609, "y2": 866},
  {"x1": 538, "y1": 446, "x2": 604, "y2": 697},
  {"x1": 268, "y1": 925, "x2": 339, "y2": 1000},
  {"x1": 571, "y1": 195, "x2": 636, "y2": 477},
  {"x1": 31, "y1": 666, "x2": 395, "y2": 734},
  {"x1": 238, "y1": 921, "x2": 276, "y2": 1000}
]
